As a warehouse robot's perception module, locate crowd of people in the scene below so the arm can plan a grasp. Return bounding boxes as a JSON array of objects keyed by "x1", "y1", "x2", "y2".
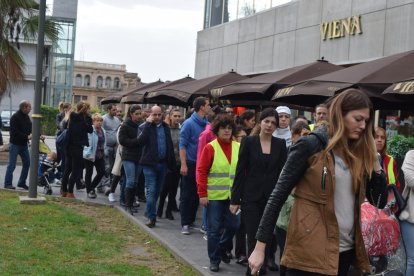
[{"x1": 2, "y1": 90, "x2": 414, "y2": 275}]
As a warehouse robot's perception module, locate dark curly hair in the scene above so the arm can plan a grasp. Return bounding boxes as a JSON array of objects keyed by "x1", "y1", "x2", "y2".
[{"x1": 211, "y1": 114, "x2": 236, "y2": 136}]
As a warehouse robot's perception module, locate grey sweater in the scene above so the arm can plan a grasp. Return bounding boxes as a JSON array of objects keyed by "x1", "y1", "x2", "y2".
[{"x1": 103, "y1": 114, "x2": 121, "y2": 147}]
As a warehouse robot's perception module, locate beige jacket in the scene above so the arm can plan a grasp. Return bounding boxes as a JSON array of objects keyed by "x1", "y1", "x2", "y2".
[{"x1": 281, "y1": 151, "x2": 372, "y2": 275}]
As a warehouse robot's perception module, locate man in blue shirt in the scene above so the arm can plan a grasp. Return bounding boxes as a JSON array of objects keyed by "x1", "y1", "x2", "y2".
[{"x1": 179, "y1": 97, "x2": 210, "y2": 234}]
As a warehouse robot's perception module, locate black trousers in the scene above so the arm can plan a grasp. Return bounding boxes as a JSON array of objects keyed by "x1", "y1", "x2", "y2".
[
  {"x1": 180, "y1": 162, "x2": 199, "y2": 226},
  {"x1": 235, "y1": 220, "x2": 247, "y2": 258},
  {"x1": 276, "y1": 226, "x2": 287, "y2": 276},
  {"x1": 285, "y1": 248, "x2": 355, "y2": 276},
  {"x1": 242, "y1": 198, "x2": 275, "y2": 259},
  {"x1": 62, "y1": 145, "x2": 83, "y2": 193},
  {"x1": 158, "y1": 165, "x2": 180, "y2": 212},
  {"x1": 84, "y1": 157, "x2": 106, "y2": 193}
]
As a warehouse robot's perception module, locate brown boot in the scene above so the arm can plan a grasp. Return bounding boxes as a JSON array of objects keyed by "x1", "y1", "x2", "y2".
[
  {"x1": 60, "y1": 189, "x2": 67, "y2": 197},
  {"x1": 66, "y1": 193, "x2": 76, "y2": 199}
]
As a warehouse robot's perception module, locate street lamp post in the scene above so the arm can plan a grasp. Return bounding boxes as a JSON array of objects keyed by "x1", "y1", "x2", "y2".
[{"x1": 28, "y1": 0, "x2": 46, "y2": 198}]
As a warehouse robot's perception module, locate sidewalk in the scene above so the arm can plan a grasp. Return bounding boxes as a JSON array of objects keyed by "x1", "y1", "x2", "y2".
[{"x1": 0, "y1": 164, "x2": 281, "y2": 276}]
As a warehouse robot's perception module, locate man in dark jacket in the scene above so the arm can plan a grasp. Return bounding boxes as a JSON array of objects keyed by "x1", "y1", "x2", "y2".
[
  {"x1": 138, "y1": 106, "x2": 176, "y2": 228},
  {"x1": 4, "y1": 100, "x2": 32, "y2": 189}
]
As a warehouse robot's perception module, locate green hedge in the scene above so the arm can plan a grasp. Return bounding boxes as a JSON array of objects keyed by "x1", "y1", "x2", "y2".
[
  {"x1": 387, "y1": 134, "x2": 414, "y2": 160},
  {"x1": 40, "y1": 105, "x2": 59, "y2": 136}
]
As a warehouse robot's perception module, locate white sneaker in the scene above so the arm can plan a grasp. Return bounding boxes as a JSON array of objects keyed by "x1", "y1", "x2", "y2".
[
  {"x1": 53, "y1": 179, "x2": 61, "y2": 186},
  {"x1": 181, "y1": 225, "x2": 190, "y2": 235},
  {"x1": 108, "y1": 193, "x2": 116, "y2": 202}
]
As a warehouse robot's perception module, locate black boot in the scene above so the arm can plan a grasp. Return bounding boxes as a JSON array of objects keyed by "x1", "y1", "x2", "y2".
[
  {"x1": 157, "y1": 201, "x2": 164, "y2": 218},
  {"x1": 107, "y1": 174, "x2": 121, "y2": 196},
  {"x1": 124, "y1": 187, "x2": 134, "y2": 216},
  {"x1": 265, "y1": 255, "x2": 279, "y2": 272},
  {"x1": 165, "y1": 209, "x2": 174, "y2": 220}
]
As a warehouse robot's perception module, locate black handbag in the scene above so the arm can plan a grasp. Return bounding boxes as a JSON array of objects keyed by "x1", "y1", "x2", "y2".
[{"x1": 387, "y1": 184, "x2": 407, "y2": 217}]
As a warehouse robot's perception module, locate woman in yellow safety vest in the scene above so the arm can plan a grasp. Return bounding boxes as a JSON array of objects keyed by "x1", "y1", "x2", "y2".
[
  {"x1": 196, "y1": 113, "x2": 241, "y2": 273},
  {"x1": 374, "y1": 127, "x2": 401, "y2": 190}
]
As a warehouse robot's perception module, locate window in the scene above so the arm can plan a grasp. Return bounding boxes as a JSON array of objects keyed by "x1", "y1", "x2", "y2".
[
  {"x1": 75, "y1": 74, "x2": 82, "y2": 86},
  {"x1": 97, "y1": 97, "x2": 105, "y2": 108},
  {"x1": 226, "y1": 0, "x2": 238, "y2": 22},
  {"x1": 105, "y1": 76, "x2": 112, "y2": 88},
  {"x1": 204, "y1": 0, "x2": 288, "y2": 28},
  {"x1": 97, "y1": 76, "x2": 103, "y2": 88},
  {"x1": 114, "y1": 77, "x2": 120, "y2": 89},
  {"x1": 84, "y1": 75, "x2": 91, "y2": 87},
  {"x1": 238, "y1": 0, "x2": 254, "y2": 18},
  {"x1": 255, "y1": 0, "x2": 271, "y2": 13},
  {"x1": 73, "y1": 95, "x2": 88, "y2": 103}
]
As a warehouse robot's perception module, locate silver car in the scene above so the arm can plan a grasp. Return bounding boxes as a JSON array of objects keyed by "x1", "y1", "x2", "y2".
[{"x1": 1, "y1": 110, "x2": 17, "y2": 130}]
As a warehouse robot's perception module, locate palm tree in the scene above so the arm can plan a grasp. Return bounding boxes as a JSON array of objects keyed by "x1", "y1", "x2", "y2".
[{"x1": 0, "y1": 0, "x2": 60, "y2": 98}]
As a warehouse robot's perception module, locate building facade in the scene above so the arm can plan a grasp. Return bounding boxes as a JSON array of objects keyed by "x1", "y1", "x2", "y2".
[
  {"x1": 72, "y1": 61, "x2": 140, "y2": 108},
  {"x1": 196, "y1": 0, "x2": 414, "y2": 136},
  {"x1": 196, "y1": 0, "x2": 414, "y2": 78}
]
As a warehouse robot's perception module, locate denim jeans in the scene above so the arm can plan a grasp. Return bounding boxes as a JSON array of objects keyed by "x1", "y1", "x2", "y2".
[
  {"x1": 401, "y1": 220, "x2": 414, "y2": 276},
  {"x1": 122, "y1": 160, "x2": 141, "y2": 189},
  {"x1": 180, "y1": 162, "x2": 199, "y2": 226},
  {"x1": 119, "y1": 168, "x2": 125, "y2": 204},
  {"x1": 143, "y1": 163, "x2": 167, "y2": 220},
  {"x1": 4, "y1": 143, "x2": 30, "y2": 187},
  {"x1": 207, "y1": 199, "x2": 240, "y2": 265}
]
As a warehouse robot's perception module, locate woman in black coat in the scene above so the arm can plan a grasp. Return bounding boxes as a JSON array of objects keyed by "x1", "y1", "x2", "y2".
[
  {"x1": 118, "y1": 105, "x2": 143, "y2": 215},
  {"x1": 61, "y1": 101, "x2": 93, "y2": 198},
  {"x1": 230, "y1": 108, "x2": 287, "y2": 275}
]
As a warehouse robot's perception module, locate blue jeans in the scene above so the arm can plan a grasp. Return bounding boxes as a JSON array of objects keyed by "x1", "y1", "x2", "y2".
[
  {"x1": 143, "y1": 163, "x2": 167, "y2": 220},
  {"x1": 122, "y1": 160, "x2": 141, "y2": 189},
  {"x1": 4, "y1": 143, "x2": 30, "y2": 187},
  {"x1": 401, "y1": 220, "x2": 414, "y2": 276},
  {"x1": 202, "y1": 206, "x2": 208, "y2": 232},
  {"x1": 207, "y1": 199, "x2": 240, "y2": 265}
]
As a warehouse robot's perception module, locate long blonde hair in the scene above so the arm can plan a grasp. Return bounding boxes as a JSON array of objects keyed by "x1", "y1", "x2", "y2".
[{"x1": 324, "y1": 89, "x2": 377, "y2": 193}]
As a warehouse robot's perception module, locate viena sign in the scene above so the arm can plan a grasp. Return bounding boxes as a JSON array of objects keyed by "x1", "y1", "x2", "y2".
[{"x1": 320, "y1": 15, "x2": 362, "y2": 40}]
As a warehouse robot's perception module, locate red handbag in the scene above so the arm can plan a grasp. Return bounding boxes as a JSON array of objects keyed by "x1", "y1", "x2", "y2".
[{"x1": 360, "y1": 201, "x2": 400, "y2": 256}]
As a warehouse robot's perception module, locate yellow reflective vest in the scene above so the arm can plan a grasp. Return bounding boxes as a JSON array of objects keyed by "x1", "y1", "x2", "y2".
[
  {"x1": 207, "y1": 139, "x2": 240, "y2": 200},
  {"x1": 386, "y1": 155, "x2": 396, "y2": 185}
]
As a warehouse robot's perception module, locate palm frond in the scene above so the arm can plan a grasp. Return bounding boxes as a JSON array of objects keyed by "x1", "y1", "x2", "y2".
[
  {"x1": 21, "y1": 16, "x2": 62, "y2": 43},
  {"x1": 0, "y1": 40, "x2": 25, "y2": 96}
]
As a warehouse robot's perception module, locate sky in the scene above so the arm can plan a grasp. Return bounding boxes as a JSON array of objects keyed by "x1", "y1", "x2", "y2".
[{"x1": 73, "y1": 0, "x2": 204, "y2": 83}]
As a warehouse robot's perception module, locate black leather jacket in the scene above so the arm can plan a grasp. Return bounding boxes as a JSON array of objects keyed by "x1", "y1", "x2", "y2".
[{"x1": 255, "y1": 128, "x2": 388, "y2": 243}]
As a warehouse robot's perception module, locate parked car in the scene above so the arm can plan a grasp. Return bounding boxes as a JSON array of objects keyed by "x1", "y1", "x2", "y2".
[{"x1": 1, "y1": 110, "x2": 17, "y2": 130}]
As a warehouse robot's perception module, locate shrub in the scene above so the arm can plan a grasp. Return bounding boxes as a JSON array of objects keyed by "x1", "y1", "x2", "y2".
[
  {"x1": 40, "y1": 105, "x2": 59, "y2": 136},
  {"x1": 387, "y1": 134, "x2": 414, "y2": 160}
]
